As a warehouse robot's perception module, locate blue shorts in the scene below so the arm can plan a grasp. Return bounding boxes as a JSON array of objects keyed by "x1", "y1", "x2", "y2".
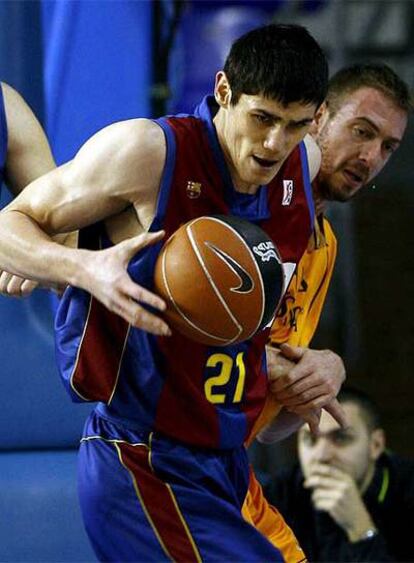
[{"x1": 78, "y1": 410, "x2": 284, "y2": 562}]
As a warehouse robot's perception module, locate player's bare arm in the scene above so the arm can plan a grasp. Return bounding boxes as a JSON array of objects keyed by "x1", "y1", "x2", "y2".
[
  {"x1": 0, "y1": 118, "x2": 171, "y2": 335},
  {"x1": 2, "y1": 82, "x2": 55, "y2": 195},
  {"x1": 0, "y1": 82, "x2": 76, "y2": 296}
]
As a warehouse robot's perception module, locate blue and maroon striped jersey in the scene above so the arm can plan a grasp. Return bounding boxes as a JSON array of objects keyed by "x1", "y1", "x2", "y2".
[{"x1": 55, "y1": 96, "x2": 315, "y2": 449}]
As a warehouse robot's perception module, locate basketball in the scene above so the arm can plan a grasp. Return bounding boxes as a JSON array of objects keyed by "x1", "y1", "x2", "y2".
[{"x1": 154, "y1": 215, "x2": 285, "y2": 346}]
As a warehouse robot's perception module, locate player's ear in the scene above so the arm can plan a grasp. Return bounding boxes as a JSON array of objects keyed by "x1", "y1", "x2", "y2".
[
  {"x1": 370, "y1": 428, "x2": 386, "y2": 461},
  {"x1": 310, "y1": 101, "x2": 329, "y2": 136},
  {"x1": 214, "y1": 71, "x2": 232, "y2": 108}
]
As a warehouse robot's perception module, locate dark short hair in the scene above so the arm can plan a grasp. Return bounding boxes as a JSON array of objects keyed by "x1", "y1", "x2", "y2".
[
  {"x1": 339, "y1": 386, "x2": 382, "y2": 432},
  {"x1": 327, "y1": 63, "x2": 413, "y2": 115},
  {"x1": 223, "y1": 24, "x2": 328, "y2": 108}
]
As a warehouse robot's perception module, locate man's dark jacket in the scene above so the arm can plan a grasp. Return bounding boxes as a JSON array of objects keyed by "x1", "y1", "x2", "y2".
[{"x1": 264, "y1": 453, "x2": 414, "y2": 562}]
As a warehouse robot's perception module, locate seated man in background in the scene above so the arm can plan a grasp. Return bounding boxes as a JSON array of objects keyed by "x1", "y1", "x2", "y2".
[{"x1": 264, "y1": 387, "x2": 414, "y2": 562}]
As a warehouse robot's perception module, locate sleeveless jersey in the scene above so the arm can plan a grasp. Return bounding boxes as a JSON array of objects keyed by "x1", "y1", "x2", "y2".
[
  {"x1": 55, "y1": 96, "x2": 315, "y2": 450},
  {"x1": 0, "y1": 84, "x2": 8, "y2": 196}
]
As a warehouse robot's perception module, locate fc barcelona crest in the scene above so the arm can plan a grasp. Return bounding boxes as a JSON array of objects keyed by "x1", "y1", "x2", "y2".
[{"x1": 186, "y1": 181, "x2": 202, "y2": 199}]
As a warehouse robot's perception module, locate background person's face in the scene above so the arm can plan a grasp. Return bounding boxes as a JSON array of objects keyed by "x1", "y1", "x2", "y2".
[
  {"x1": 298, "y1": 403, "x2": 382, "y2": 490},
  {"x1": 315, "y1": 87, "x2": 407, "y2": 202}
]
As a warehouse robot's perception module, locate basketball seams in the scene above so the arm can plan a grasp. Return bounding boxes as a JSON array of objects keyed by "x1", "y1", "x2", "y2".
[
  {"x1": 203, "y1": 216, "x2": 266, "y2": 341},
  {"x1": 160, "y1": 234, "x2": 231, "y2": 343},
  {"x1": 187, "y1": 218, "x2": 243, "y2": 343},
  {"x1": 155, "y1": 215, "x2": 278, "y2": 346}
]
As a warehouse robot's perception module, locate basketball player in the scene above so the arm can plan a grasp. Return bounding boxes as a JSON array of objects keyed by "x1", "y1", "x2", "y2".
[
  {"x1": 0, "y1": 82, "x2": 56, "y2": 296},
  {"x1": 244, "y1": 63, "x2": 411, "y2": 551},
  {"x1": 0, "y1": 24, "x2": 339, "y2": 560}
]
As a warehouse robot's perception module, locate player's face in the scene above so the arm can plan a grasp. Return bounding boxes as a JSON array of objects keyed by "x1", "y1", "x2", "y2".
[
  {"x1": 314, "y1": 87, "x2": 407, "y2": 202},
  {"x1": 214, "y1": 77, "x2": 317, "y2": 193},
  {"x1": 298, "y1": 403, "x2": 384, "y2": 491}
]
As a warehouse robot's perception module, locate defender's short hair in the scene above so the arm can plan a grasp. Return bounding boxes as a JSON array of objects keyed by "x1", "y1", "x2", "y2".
[{"x1": 327, "y1": 63, "x2": 412, "y2": 115}]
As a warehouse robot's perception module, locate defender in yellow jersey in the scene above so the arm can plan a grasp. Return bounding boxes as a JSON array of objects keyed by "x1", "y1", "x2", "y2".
[{"x1": 244, "y1": 63, "x2": 411, "y2": 557}]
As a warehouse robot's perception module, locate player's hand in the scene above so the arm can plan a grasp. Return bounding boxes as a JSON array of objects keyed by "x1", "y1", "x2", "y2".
[
  {"x1": 0, "y1": 269, "x2": 38, "y2": 297},
  {"x1": 304, "y1": 463, "x2": 376, "y2": 541},
  {"x1": 81, "y1": 230, "x2": 171, "y2": 336},
  {"x1": 266, "y1": 345, "x2": 322, "y2": 435},
  {"x1": 266, "y1": 345, "x2": 295, "y2": 381},
  {"x1": 269, "y1": 344, "x2": 347, "y2": 429}
]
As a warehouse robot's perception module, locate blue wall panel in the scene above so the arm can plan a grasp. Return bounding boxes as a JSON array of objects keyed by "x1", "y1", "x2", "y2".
[{"x1": 41, "y1": 0, "x2": 153, "y2": 163}]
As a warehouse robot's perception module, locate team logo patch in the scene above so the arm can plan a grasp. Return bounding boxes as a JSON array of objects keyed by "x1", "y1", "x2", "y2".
[
  {"x1": 282, "y1": 179, "x2": 294, "y2": 206},
  {"x1": 186, "y1": 181, "x2": 202, "y2": 199},
  {"x1": 253, "y1": 242, "x2": 280, "y2": 263}
]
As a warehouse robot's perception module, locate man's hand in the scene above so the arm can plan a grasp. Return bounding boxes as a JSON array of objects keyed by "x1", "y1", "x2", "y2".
[
  {"x1": 269, "y1": 343, "x2": 347, "y2": 429},
  {"x1": 80, "y1": 230, "x2": 171, "y2": 336},
  {"x1": 266, "y1": 345, "x2": 321, "y2": 435},
  {"x1": 0, "y1": 270, "x2": 38, "y2": 297},
  {"x1": 304, "y1": 463, "x2": 377, "y2": 542}
]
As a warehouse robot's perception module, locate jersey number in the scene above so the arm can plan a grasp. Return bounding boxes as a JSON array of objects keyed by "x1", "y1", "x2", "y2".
[{"x1": 204, "y1": 352, "x2": 246, "y2": 404}]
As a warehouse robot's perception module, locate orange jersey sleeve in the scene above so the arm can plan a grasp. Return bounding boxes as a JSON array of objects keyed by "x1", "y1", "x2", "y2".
[
  {"x1": 242, "y1": 468, "x2": 307, "y2": 562},
  {"x1": 270, "y1": 217, "x2": 337, "y2": 347}
]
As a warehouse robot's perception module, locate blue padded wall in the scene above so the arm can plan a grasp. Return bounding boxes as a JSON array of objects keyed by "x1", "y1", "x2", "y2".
[
  {"x1": 41, "y1": 0, "x2": 153, "y2": 164},
  {"x1": 0, "y1": 188, "x2": 93, "y2": 450},
  {"x1": 1, "y1": 450, "x2": 95, "y2": 561},
  {"x1": 169, "y1": 3, "x2": 270, "y2": 113}
]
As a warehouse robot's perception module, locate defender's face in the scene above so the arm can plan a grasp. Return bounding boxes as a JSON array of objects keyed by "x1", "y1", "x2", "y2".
[
  {"x1": 214, "y1": 84, "x2": 317, "y2": 192},
  {"x1": 315, "y1": 87, "x2": 407, "y2": 201},
  {"x1": 298, "y1": 403, "x2": 382, "y2": 490}
]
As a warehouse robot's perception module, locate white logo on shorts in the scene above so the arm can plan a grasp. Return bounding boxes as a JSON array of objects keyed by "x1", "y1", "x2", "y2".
[{"x1": 282, "y1": 180, "x2": 294, "y2": 206}]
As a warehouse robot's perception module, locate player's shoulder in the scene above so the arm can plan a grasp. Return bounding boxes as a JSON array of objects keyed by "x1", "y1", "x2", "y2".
[
  {"x1": 77, "y1": 118, "x2": 166, "y2": 177},
  {"x1": 303, "y1": 134, "x2": 321, "y2": 182},
  {"x1": 98, "y1": 117, "x2": 163, "y2": 145}
]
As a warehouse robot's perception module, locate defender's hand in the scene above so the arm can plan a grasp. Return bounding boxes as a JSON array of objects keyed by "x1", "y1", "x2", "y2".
[
  {"x1": 81, "y1": 230, "x2": 171, "y2": 336},
  {"x1": 266, "y1": 345, "x2": 321, "y2": 435},
  {"x1": 270, "y1": 344, "x2": 347, "y2": 428}
]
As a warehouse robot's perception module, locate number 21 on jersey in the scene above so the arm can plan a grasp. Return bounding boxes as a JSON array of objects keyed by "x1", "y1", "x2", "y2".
[{"x1": 204, "y1": 352, "x2": 246, "y2": 404}]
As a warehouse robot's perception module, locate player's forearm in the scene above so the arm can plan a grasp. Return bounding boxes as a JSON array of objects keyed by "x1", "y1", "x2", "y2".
[
  {"x1": 0, "y1": 209, "x2": 87, "y2": 287},
  {"x1": 256, "y1": 408, "x2": 304, "y2": 443}
]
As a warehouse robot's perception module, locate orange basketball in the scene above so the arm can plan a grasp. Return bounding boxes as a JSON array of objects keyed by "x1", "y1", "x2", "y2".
[{"x1": 154, "y1": 215, "x2": 285, "y2": 346}]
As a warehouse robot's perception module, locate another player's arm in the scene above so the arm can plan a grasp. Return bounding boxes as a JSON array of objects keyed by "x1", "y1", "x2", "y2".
[
  {"x1": 4, "y1": 84, "x2": 78, "y2": 247},
  {"x1": 0, "y1": 82, "x2": 75, "y2": 296},
  {"x1": 2, "y1": 82, "x2": 56, "y2": 194},
  {"x1": 0, "y1": 119, "x2": 170, "y2": 334}
]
